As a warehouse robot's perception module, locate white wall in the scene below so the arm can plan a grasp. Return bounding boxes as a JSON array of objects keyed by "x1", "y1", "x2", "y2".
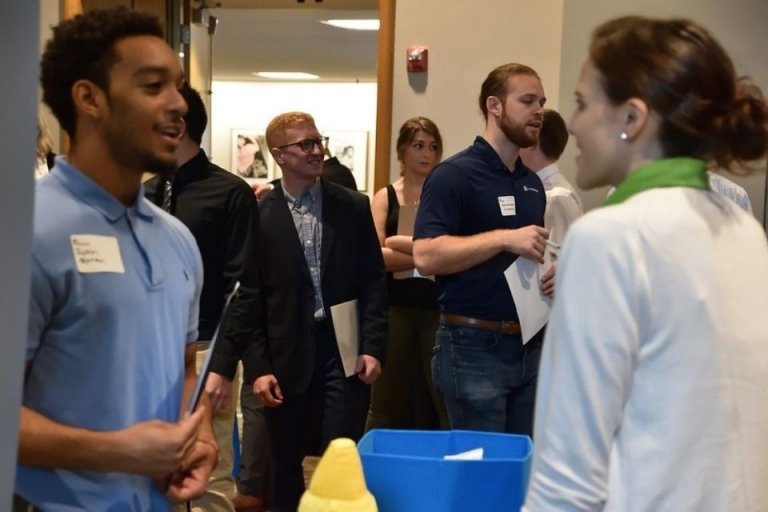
[
  {"x1": 190, "y1": 22, "x2": 213, "y2": 155},
  {"x1": 210, "y1": 80, "x2": 377, "y2": 194},
  {"x1": 557, "y1": 0, "x2": 768, "y2": 220},
  {"x1": 389, "y1": 0, "x2": 767, "y2": 221},
  {"x1": 1, "y1": 2, "x2": 38, "y2": 508},
  {"x1": 390, "y1": 0, "x2": 565, "y2": 182}
]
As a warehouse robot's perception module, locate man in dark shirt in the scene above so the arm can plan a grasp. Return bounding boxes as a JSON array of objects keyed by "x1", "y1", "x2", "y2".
[
  {"x1": 413, "y1": 63, "x2": 555, "y2": 436},
  {"x1": 321, "y1": 155, "x2": 357, "y2": 191},
  {"x1": 145, "y1": 84, "x2": 261, "y2": 507},
  {"x1": 146, "y1": 85, "x2": 258, "y2": 342}
]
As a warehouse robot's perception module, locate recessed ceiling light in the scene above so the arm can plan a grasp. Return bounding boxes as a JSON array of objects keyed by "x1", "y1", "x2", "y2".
[
  {"x1": 254, "y1": 71, "x2": 320, "y2": 80},
  {"x1": 321, "y1": 19, "x2": 379, "y2": 31}
]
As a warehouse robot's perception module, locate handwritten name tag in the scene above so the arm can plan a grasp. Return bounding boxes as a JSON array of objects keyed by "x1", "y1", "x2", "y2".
[
  {"x1": 71, "y1": 235, "x2": 125, "y2": 274},
  {"x1": 498, "y1": 196, "x2": 516, "y2": 216}
]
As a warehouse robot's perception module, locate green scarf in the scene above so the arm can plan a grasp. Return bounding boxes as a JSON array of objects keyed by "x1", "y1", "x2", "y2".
[{"x1": 604, "y1": 157, "x2": 709, "y2": 206}]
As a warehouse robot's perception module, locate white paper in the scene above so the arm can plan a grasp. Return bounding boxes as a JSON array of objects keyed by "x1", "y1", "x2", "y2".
[
  {"x1": 504, "y1": 253, "x2": 554, "y2": 344},
  {"x1": 330, "y1": 299, "x2": 360, "y2": 377},
  {"x1": 393, "y1": 266, "x2": 436, "y2": 281},
  {"x1": 392, "y1": 204, "x2": 435, "y2": 281},
  {"x1": 444, "y1": 447, "x2": 484, "y2": 460},
  {"x1": 71, "y1": 235, "x2": 125, "y2": 273},
  {"x1": 393, "y1": 268, "x2": 414, "y2": 280},
  {"x1": 396, "y1": 204, "x2": 417, "y2": 237}
]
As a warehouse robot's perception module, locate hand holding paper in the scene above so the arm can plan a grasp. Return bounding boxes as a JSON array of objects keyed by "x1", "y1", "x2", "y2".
[{"x1": 504, "y1": 225, "x2": 549, "y2": 264}]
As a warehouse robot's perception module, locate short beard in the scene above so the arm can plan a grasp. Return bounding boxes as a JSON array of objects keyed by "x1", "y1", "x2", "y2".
[{"x1": 499, "y1": 109, "x2": 538, "y2": 149}]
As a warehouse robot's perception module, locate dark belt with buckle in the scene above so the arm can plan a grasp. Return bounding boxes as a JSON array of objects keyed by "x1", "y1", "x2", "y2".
[{"x1": 440, "y1": 313, "x2": 521, "y2": 335}]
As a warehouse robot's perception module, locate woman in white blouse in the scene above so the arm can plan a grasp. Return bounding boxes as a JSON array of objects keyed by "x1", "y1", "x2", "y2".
[{"x1": 525, "y1": 16, "x2": 768, "y2": 512}]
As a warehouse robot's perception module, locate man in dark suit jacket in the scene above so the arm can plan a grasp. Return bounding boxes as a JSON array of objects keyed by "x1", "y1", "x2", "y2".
[{"x1": 241, "y1": 112, "x2": 387, "y2": 511}]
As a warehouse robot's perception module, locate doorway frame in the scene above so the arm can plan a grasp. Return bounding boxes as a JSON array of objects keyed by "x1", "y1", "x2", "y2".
[{"x1": 374, "y1": 0, "x2": 395, "y2": 193}]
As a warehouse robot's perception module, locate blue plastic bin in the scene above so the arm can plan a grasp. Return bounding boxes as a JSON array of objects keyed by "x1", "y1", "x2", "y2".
[{"x1": 358, "y1": 429, "x2": 532, "y2": 512}]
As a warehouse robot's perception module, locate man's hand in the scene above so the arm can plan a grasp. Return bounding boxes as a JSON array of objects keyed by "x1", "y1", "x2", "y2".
[
  {"x1": 541, "y1": 262, "x2": 556, "y2": 298},
  {"x1": 204, "y1": 372, "x2": 232, "y2": 414},
  {"x1": 165, "y1": 436, "x2": 219, "y2": 503},
  {"x1": 505, "y1": 225, "x2": 549, "y2": 263},
  {"x1": 251, "y1": 182, "x2": 274, "y2": 201},
  {"x1": 355, "y1": 355, "x2": 382, "y2": 384},
  {"x1": 117, "y1": 407, "x2": 205, "y2": 476},
  {"x1": 253, "y1": 374, "x2": 283, "y2": 407}
]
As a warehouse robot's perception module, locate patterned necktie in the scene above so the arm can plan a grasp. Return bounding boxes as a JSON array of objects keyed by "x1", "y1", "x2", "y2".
[{"x1": 161, "y1": 176, "x2": 175, "y2": 212}]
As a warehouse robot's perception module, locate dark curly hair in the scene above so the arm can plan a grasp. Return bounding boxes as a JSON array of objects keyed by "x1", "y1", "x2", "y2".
[
  {"x1": 590, "y1": 16, "x2": 768, "y2": 172},
  {"x1": 40, "y1": 7, "x2": 164, "y2": 138}
]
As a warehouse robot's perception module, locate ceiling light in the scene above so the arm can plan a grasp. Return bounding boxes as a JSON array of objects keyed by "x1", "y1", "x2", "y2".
[
  {"x1": 321, "y1": 19, "x2": 379, "y2": 31},
  {"x1": 254, "y1": 71, "x2": 320, "y2": 80}
]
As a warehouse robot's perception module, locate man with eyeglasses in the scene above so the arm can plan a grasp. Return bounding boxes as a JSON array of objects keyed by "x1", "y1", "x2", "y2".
[
  {"x1": 250, "y1": 138, "x2": 358, "y2": 201},
  {"x1": 219, "y1": 112, "x2": 387, "y2": 511}
]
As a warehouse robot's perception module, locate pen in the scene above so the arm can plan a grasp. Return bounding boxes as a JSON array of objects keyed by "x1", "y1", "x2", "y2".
[{"x1": 546, "y1": 239, "x2": 561, "y2": 250}]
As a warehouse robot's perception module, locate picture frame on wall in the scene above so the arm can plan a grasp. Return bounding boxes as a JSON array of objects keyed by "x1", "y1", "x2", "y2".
[
  {"x1": 230, "y1": 129, "x2": 273, "y2": 183},
  {"x1": 325, "y1": 130, "x2": 368, "y2": 191}
]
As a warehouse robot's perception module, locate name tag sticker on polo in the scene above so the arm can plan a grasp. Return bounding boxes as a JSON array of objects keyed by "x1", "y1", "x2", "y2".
[
  {"x1": 71, "y1": 235, "x2": 125, "y2": 274},
  {"x1": 498, "y1": 196, "x2": 516, "y2": 216}
]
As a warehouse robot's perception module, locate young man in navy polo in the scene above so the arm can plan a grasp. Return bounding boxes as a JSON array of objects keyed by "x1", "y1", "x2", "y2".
[{"x1": 413, "y1": 63, "x2": 554, "y2": 436}]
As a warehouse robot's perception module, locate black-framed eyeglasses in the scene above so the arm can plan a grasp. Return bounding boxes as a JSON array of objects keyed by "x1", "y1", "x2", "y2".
[{"x1": 276, "y1": 136, "x2": 328, "y2": 154}]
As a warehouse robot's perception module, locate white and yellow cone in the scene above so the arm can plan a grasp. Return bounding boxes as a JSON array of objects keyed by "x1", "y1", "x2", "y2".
[{"x1": 298, "y1": 438, "x2": 378, "y2": 512}]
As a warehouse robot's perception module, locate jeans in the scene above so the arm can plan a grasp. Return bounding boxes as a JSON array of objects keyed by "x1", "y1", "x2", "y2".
[{"x1": 431, "y1": 322, "x2": 543, "y2": 435}]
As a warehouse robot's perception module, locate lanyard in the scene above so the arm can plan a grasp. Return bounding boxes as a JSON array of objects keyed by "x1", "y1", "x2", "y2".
[{"x1": 605, "y1": 157, "x2": 709, "y2": 206}]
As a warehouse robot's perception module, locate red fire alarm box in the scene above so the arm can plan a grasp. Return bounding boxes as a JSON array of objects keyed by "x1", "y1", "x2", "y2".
[{"x1": 407, "y1": 46, "x2": 428, "y2": 72}]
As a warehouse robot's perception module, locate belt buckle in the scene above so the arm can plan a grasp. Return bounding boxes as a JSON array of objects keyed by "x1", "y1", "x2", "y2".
[{"x1": 499, "y1": 320, "x2": 517, "y2": 333}]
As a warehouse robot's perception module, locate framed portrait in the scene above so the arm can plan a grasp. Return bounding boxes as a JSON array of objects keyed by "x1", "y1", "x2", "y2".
[
  {"x1": 325, "y1": 130, "x2": 369, "y2": 190},
  {"x1": 230, "y1": 129, "x2": 274, "y2": 183}
]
